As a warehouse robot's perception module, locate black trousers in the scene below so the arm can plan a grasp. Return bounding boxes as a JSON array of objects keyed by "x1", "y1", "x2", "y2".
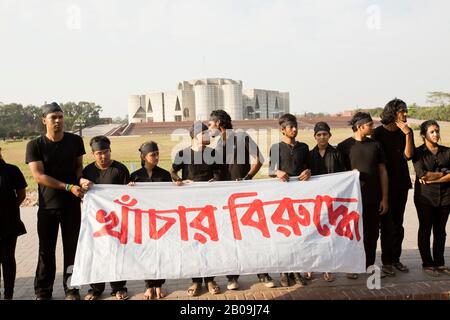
[
  {"x1": 145, "y1": 279, "x2": 165, "y2": 288},
  {"x1": 90, "y1": 281, "x2": 127, "y2": 295},
  {"x1": 192, "y1": 277, "x2": 214, "y2": 284},
  {"x1": 380, "y1": 188, "x2": 409, "y2": 265},
  {"x1": 34, "y1": 207, "x2": 81, "y2": 297},
  {"x1": 363, "y1": 204, "x2": 381, "y2": 269},
  {"x1": 414, "y1": 201, "x2": 449, "y2": 268},
  {"x1": 0, "y1": 236, "x2": 18, "y2": 299}
]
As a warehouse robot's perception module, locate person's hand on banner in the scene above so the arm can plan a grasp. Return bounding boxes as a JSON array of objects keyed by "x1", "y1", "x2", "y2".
[
  {"x1": 298, "y1": 169, "x2": 311, "y2": 181},
  {"x1": 176, "y1": 179, "x2": 193, "y2": 186},
  {"x1": 80, "y1": 178, "x2": 93, "y2": 190},
  {"x1": 276, "y1": 170, "x2": 289, "y2": 182},
  {"x1": 70, "y1": 185, "x2": 85, "y2": 199}
]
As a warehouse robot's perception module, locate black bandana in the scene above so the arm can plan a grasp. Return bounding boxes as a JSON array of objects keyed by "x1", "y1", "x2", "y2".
[
  {"x1": 314, "y1": 122, "x2": 331, "y2": 135},
  {"x1": 139, "y1": 142, "x2": 158, "y2": 156},
  {"x1": 284, "y1": 120, "x2": 298, "y2": 128},
  {"x1": 354, "y1": 115, "x2": 373, "y2": 127},
  {"x1": 91, "y1": 141, "x2": 110, "y2": 151},
  {"x1": 41, "y1": 102, "x2": 63, "y2": 117}
]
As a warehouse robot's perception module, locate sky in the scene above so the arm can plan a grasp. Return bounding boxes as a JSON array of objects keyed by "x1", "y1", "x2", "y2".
[{"x1": 1, "y1": 0, "x2": 449, "y2": 118}]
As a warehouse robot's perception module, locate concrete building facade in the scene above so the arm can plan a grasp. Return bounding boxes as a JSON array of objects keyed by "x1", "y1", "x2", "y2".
[{"x1": 128, "y1": 78, "x2": 289, "y2": 123}]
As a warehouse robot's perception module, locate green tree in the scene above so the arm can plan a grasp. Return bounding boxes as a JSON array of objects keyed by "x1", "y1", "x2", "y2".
[
  {"x1": 426, "y1": 92, "x2": 450, "y2": 106},
  {"x1": 60, "y1": 101, "x2": 103, "y2": 130}
]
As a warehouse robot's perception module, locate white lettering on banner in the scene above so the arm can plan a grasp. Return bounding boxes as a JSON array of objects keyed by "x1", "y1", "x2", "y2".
[{"x1": 71, "y1": 171, "x2": 365, "y2": 286}]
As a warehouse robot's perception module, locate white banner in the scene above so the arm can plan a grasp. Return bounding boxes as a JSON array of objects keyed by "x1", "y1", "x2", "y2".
[{"x1": 71, "y1": 171, "x2": 365, "y2": 286}]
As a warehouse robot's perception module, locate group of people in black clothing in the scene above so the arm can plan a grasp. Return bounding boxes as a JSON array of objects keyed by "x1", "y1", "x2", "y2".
[{"x1": 0, "y1": 98, "x2": 448, "y2": 300}]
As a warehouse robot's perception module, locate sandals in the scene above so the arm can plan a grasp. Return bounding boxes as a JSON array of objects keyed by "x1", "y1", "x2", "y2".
[
  {"x1": 422, "y1": 267, "x2": 440, "y2": 277},
  {"x1": 346, "y1": 273, "x2": 359, "y2": 280},
  {"x1": 303, "y1": 272, "x2": 314, "y2": 280},
  {"x1": 114, "y1": 290, "x2": 129, "y2": 300},
  {"x1": 293, "y1": 273, "x2": 308, "y2": 286},
  {"x1": 322, "y1": 272, "x2": 335, "y2": 282},
  {"x1": 436, "y1": 266, "x2": 450, "y2": 276},
  {"x1": 381, "y1": 265, "x2": 396, "y2": 277},
  {"x1": 207, "y1": 281, "x2": 221, "y2": 295},
  {"x1": 84, "y1": 290, "x2": 101, "y2": 301},
  {"x1": 393, "y1": 262, "x2": 409, "y2": 273},
  {"x1": 187, "y1": 282, "x2": 202, "y2": 297}
]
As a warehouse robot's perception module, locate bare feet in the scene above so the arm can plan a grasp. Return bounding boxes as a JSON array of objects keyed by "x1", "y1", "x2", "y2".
[
  {"x1": 155, "y1": 287, "x2": 165, "y2": 299},
  {"x1": 143, "y1": 288, "x2": 155, "y2": 300}
]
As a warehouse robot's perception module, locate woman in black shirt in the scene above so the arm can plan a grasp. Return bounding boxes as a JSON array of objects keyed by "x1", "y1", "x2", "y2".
[
  {"x1": 130, "y1": 141, "x2": 172, "y2": 299},
  {"x1": 413, "y1": 120, "x2": 450, "y2": 277},
  {"x1": 0, "y1": 147, "x2": 27, "y2": 300}
]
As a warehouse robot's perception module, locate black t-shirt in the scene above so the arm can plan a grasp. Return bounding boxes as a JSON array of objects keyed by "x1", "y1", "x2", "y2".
[
  {"x1": 413, "y1": 144, "x2": 450, "y2": 207},
  {"x1": 82, "y1": 160, "x2": 130, "y2": 185},
  {"x1": 130, "y1": 166, "x2": 172, "y2": 182},
  {"x1": 269, "y1": 141, "x2": 310, "y2": 177},
  {"x1": 0, "y1": 160, "x2": 27, "y2": 238},
  {"x1": 337, "y1": 137, "x2": 386, "y2": 205},
  {"x1": 215, "y1": 131, "x2": 263, "y2": 181},
  {"x1": 25, "y1": 132, "x2": 86, "y2": 209},
  {"x1": 372, "y1": 125, "x2": 413, "y2": 190},
  {"x1": 172, "y1": 147, "x2": 221, "y2": 182},
  {"x1": 309, "y1": 145, "x2": 345, "y2": 176}
]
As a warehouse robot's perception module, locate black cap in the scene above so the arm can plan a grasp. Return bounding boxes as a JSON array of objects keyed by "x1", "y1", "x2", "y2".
[
  {"x1": 41, "y1": 102, "x2": 63, "y2": 117},
  {"x1": 189, "y1": 121, "x2": 208, "y2": 139}
]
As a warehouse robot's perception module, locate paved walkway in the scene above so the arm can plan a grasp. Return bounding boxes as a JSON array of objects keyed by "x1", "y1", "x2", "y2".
[{"x1": 8, "y1": 191, "x2": 450, "y2": 300}]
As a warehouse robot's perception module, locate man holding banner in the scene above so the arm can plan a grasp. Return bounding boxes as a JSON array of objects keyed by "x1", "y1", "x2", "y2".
[
  {"x1": 337, "y1": 112, "x2": 389, "y2": 279},
  {"x1": 80, "y1": 135, "x2": 130, "y2": 300},
  {"x1": 208, "y1": 110, "x2": 271, "y2": 291},
  {"x1": 307, "y1": 121, "x2": 346, "y2": 282},
  {"x1": 26, "y1": 102, "x2": 86, "y2": 300},
  {"x1": 269, "y1": 113, "x2": 310, "y2": 287},
  {"x1": 130, "y1": 141, "x2": 172, "y2": 299},
  {"x1": 171, "y1": 121, "x2": 222, "y2": 296}
]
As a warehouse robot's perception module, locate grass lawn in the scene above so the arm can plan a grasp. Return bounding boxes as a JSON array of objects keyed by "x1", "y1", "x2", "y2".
[{"x1": 1, "y1": 124, "x2": 449, "y2": 191}]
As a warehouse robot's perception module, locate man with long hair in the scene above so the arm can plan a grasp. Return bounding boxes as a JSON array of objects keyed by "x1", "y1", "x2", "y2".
[
  {"x1": 372, "y1": 99, "x2": 415, "y2": 275},
  {"x1": 208, "y1": 110, "x2": 269, "y2": 290}
]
